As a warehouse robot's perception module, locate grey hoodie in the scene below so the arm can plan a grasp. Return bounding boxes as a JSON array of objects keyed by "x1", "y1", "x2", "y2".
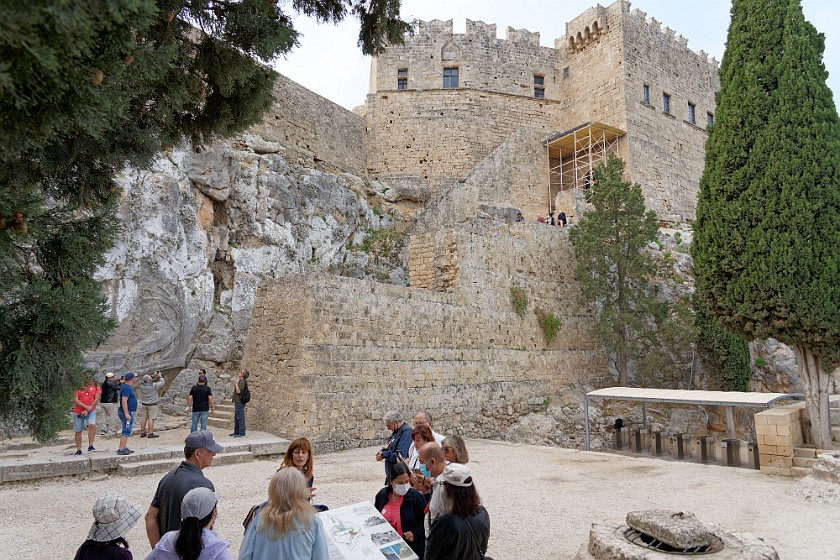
[{"x1": 139, "y1": 377, "x2": 165, "y2": 405}]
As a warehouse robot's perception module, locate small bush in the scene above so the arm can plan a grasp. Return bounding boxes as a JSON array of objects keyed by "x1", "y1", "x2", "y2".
[
  {"x1": 536, "y1": 308, "x2": 562, "y2": 344},
  {"x1": 510, "y1": 286, "x2": 529, "y2": 318}
]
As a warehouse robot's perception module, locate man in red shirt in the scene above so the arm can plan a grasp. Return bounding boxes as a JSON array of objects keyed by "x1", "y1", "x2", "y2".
[{"x1": 73, "y1": 372, "x2": 101, "y2": 456}]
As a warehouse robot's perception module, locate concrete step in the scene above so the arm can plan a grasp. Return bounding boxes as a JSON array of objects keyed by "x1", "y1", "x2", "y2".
[
  {"x1": 216, "y1": 404, "x2": 235, "y2": 414},
  {"x1": 791, "y1": 466, "x2": 812, "y2": 478},
  {"x1": 119, "y1": 451, "x2": 254, "y2": 477},
  {"x1": 207, "y1": 417, "x2": 233, "y2": 429},
  {"x1": 794, "y1": 447, "x2": 817, "y2": 459},
  {"x1": 793, "y1": 456, "x2": 817, "y2": 468}
]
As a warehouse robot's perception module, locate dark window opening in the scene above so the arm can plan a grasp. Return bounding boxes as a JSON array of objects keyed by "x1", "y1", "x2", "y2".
[
  {"x1": 663, "y1": 92, "x2": 671, "y2": 114},
  {"x1": 707, "y1": 112, "x2": 714, "y2": 127},
  {"x1": 562, "y1": 67, "x2": 570, "y2": 79},
  {"x1": 397, "y1": 68, "x2": 408, "y2": 90},
  {"x1": 687, "y1": 102, "x2": 696, "y2": 124},
  {"x1": 443, "y1": 67, "x2": 459, "y2": 89},
  {"x1": 642, "y1": 84, "x2": 650, "y2": 105}
]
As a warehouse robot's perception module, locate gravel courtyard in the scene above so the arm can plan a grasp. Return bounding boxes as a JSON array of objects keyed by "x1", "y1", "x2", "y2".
[{"x1": 0, "y1": 437, "x2": 836, "y2": 559}]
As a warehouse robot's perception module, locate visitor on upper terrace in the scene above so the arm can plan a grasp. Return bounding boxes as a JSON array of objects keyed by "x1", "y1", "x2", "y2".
[
  {"x1": 558, "y1": 210, "x2": 567, "y2": 227},
  {"x1": 515, "y1": 212, "x2": 524, "y2": 223},
  {"x1": 536, "y1": 215, "x2": 545, "y2": 223}
]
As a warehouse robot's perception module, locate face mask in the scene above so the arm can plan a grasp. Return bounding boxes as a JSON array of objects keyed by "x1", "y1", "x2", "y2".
[
  {"x1": 418, "y1": 464, "x2": 430, "y2": 477},
  {"x1": 393, "y1": 483, "x2": 410, "y2": 496}
]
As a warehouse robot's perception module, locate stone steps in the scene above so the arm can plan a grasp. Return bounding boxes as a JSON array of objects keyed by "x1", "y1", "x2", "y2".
[
  {"x1": 118, "y1": 451, "x2": 254, "y2": 477},
  {"x1": 0, "y1": 436, "x2": 288, "y2": 482},
  {"x1": 207, "y1": 416, "x2": 233, "y2": 429},
  {"x1": 793, "y1": 456, "x2": 817, "y2": 468}
]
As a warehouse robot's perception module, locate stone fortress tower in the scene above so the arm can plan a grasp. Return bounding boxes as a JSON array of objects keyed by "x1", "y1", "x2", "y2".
[{"x1": 362, "y1": 0, "x2": 719, "y2": 222}]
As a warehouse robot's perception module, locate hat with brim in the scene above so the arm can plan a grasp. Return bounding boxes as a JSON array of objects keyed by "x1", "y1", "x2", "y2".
[
  {"x1": 105, "y1": 372, "x2": 114, "y2": 378},
  {"x1": 87, "y1": 493, "x2": 142, "y2": 542},
  {"x1": 438, "y1": 463, "x2": 473, "y2": 487}
]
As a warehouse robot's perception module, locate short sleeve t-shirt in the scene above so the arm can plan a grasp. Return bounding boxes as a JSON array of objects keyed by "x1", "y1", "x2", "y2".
[
  {"x1": 119, "y1": 384, "x2": 138, "y2": 413},
  {"x1": 151, "y1": 462, "x2": 215, "y2": 535},
  {"x1": 73, "y1": 384, "x2": 101, "y2": 414},
  {"x1": 189, "y1": 384, "x2": 213, "y2": 412}
]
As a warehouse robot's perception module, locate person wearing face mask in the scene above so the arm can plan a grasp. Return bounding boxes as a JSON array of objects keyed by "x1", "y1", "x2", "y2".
[
  {"x1": 374, "y1": 462, "x2": 427, "y2": 559},
  {"x1": 144, "y1": 487, "x2": 232, "y2": 560},
  {"x1": 417, "y1": 443, "x2": 447, "y2": 537}
]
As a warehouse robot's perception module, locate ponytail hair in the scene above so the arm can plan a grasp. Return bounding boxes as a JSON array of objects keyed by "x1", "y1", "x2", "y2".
[{"x1": 174, "y1": 508, "x2": 215, "y2": 560}]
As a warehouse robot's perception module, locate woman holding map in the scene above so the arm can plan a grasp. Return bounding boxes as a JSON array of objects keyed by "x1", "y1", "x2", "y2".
[
  {"x1": 238, "y1": 468, "x2": 328, "y2": 560},
  {"x1": 374, "y1": 462, "x2": 427, "y2": 559}
]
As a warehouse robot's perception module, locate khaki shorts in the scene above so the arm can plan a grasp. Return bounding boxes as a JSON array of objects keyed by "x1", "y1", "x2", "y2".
[{"x1": 142, "y1": 404, "x2": 159, "y2": 421}]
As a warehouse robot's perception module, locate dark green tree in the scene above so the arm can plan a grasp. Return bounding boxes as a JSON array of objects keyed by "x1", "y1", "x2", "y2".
[
  {"x1": 693, "y1": 0, "x2": 840, "y2": 447},
  {"x1": 694, "y1": 299, "x2": 751, "y2": 392},
  {"x1": 570, "y1": 154, "x2": 661, "y2": 385},
  {"x1": 0, "y1": 0, "x2": 410, "y2": 440}
]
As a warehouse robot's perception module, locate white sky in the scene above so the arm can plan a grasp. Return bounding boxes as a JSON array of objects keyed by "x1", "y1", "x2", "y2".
[{"x1": 273, "y1": 0, "x2": 839, "y2": 111}]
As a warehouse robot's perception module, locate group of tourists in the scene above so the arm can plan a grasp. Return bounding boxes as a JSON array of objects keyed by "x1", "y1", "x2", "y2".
[
  {"x1": 535, "y1": 210, "x2": 567, "y2": 226},
  {"x1": 74, "y1": 410, "x2": 490, "y2": 560},
  {"x1": 72, "y1": 369, "x2": 251, "y2": 456}
]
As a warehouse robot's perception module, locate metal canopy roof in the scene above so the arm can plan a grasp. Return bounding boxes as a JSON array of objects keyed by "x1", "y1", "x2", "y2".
[
  {"x1": 543, "y1": 122, "x2": 625, "y2": 159},
  {"x1": 585, "y1": 387, "x2": 803, "y2": 407}
]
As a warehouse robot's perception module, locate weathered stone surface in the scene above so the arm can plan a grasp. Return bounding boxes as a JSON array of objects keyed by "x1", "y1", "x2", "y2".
[
  {"x1": 625, "y1": 510, "x2": 713, "y2": 549},
  {"x1": 194, "y1": 312, "x2": 236, "y2": 363},
  {"x1": 789, "y1": 452, "x2": 840, "y2": 506},
  {"x1": 812, "y1": 452, "x2": 840, "y2": 484}
]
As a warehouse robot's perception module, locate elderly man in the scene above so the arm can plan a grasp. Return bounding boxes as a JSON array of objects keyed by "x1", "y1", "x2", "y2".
[
  {"x1": 376, "y1": 410, "x2": 412, "y2": 484},
  {"x1": 418, "y1": 442, "x2": 448, "y2": 536},
  {"x1": 408, "y1": 410, "x2": 444, "y2": 458},
  {"x1": 144, "y1": 430, "x2": 223, "y2": 547},
  {"x1": 139, "y1": 370, "x2": 165, "y2": 438}
]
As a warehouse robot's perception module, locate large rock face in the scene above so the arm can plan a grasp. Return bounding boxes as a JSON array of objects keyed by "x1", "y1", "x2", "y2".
[{"x1": 87, "y1": 136, "x2": 406, "y2": 376}]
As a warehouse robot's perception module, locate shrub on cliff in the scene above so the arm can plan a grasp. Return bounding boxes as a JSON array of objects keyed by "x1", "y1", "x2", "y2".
[
  {"x1": 0, "y1": 1, "x2": 410, "y2": 440},
  {"x1": 694, "y1": 299, "x2": 751, "y2": 392},
  {"x1": 692, "y1": 0, "x2": 840, "y2": 447}
]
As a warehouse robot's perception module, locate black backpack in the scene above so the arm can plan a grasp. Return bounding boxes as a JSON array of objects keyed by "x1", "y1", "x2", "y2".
[{"x1": 240, "y1": 382, "x2": 251, "y2": 404}]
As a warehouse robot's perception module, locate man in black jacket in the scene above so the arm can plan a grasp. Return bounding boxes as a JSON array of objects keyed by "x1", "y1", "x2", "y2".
[
  {"x1": 376, "y1": 410, "x2": 413, "y2": 484},
  {"x1": 98, "y1": 372, "x2": 121, "y2": 436}
]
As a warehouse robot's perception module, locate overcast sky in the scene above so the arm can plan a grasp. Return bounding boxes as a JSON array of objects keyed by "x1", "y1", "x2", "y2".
[{"x1": 273, "y1": 0, "x2": 838, "y2": 111}]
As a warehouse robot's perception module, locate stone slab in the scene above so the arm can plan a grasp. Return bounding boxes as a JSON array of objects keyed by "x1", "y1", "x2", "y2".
[
  {"x1": 249, "y1": 438, "x2": 289, "y2": 456},
  {"x1": 89, "y1": 448, "x2": 179, "y2": 472},
  {"x1": 625, "y1": 510, "x2": 713, "y2": 549},
  {"x1": 118, "y1": 458, "x2": 182, "y2": 477},
  {"x1": 218, "y1": 442, "x2": 250, "y2": 454},
  {"x1": 51, "y1": 456, "x2": 92, "y2": 477},
  {"x1": 211, "y1": 451, "x2": 254, "y2": 467},
  {"x1": 1, "y1": 458, "x2": 57, "y2": 482}
]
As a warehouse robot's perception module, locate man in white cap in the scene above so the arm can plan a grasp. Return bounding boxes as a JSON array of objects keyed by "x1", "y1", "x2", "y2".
[
  {"x1": 144, "y1": 430, "x2": 224, "y2": 547},
  {"x1": 98, "y1": 372, "x2": 121, "y2": 436},
  {"x1": 138, "y1": 370, "x2": 164, "y2": 438}
]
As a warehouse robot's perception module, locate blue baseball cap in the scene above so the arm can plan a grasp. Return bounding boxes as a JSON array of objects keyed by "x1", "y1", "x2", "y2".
[{"x1": 123, "y1": 372, "x2": 135, "y2": 381}]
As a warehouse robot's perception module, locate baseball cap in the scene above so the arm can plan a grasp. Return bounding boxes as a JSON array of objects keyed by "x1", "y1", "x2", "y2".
[
  {"x1": 123, "y1": 372, "x2": 135, "y2": 381},
  {"x1": 181, "y1": 487, "x2": 218, "y2": 521},
  {"x1": 438, "y1": 463, "x2": 473, "y2": 487},
  {"x1": 185, "y1": 430, "x2": 224, "y2": 453},
  {"x1": 105, "y1": 372, "x2": 114, "y2": 378},
  {"x1": 87, "y1": 493, "x2": 143, "y2": 542}
]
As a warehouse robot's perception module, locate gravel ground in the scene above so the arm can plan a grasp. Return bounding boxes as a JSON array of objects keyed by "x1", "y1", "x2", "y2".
[{"x1": 0, "y1": 434, "x2": 837, "y2": 559}]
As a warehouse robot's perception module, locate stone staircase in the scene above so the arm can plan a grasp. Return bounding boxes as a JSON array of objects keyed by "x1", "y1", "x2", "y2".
[
  {"x1": 207, "y1": 402, "x2": 235, "y2": 431},
  {"x1": 791, "y1": 396, "x2": 840, "y2": 477}
]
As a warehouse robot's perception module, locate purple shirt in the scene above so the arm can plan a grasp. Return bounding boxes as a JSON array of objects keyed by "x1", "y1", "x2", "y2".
[{"x1": 144, "y1": 528, "x2": 232, "y2": 560}]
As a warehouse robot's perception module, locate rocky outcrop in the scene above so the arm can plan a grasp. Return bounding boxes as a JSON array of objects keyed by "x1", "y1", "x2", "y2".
[{"x1": 88, "y1": 135, "x2": 407, "y2": 377}]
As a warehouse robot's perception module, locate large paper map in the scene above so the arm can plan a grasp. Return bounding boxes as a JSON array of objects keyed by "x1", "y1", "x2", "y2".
[{"x1": 319, "y1": 501, "x2": 419, "y2": 560}]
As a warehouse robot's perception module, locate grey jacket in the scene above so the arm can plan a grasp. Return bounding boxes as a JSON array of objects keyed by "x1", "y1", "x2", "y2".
[{"x1": 138, "y1": 378, "x2": 165, "y2": 405}]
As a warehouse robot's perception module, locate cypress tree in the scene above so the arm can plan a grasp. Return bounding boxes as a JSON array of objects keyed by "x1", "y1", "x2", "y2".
[
  {"x1": 570, "y1": 154, "x2": 661, "y2": 385},
  {"x1": 0, "y1": 1, "x2": 410, "y2": 440},
  {"x1": 693, "y1": 0, "x2": 840, "y2": 447}
]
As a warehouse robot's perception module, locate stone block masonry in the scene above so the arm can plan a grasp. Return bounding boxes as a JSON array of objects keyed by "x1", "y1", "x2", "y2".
[
  {"x1": 242, "y1": 224, "x2": 605, "y2": 451},
  {"x1": 755, "y1": 405, "x2": 804, "y2": 476}
]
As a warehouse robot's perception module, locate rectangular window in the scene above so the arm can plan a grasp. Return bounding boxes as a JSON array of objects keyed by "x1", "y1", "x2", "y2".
[
  {"x1": 642, "y1": 84, "x2": 650, "y2": 105},
  {"x1": 687, "y1": 102, "x2": 696, "y2": 124},
  {"x1": 443, "y1": 67, "x2": 459, "y2": 89},
  {"x1": 534, "y1": 74, "x2": 545, "y2": 98},
  {"x1": 397, "y1": 68, "x2": 408, "y2": 90},
  {"x1": 562, "y1": 67, "x2": 570, "y2": 79},
  {"x1": 707, "y1": 112, "x2": 714, "y2": 127},
  {"x1": 663, "y1": 92, "x2": 671, "y2": 114}
]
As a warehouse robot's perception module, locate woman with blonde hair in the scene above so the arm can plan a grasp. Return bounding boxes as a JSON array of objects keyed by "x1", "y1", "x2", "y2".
[
  {"x1": 441, "y1": 435, "x2": 469, "y2": 465},
  {"x1": 238, "y1": 467, "x2": 328, "y2": 560}
]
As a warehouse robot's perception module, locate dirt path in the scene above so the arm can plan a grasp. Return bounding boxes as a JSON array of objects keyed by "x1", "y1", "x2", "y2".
[{"x1": 0, "y1": 437, "x2": 836, "y2": 559}]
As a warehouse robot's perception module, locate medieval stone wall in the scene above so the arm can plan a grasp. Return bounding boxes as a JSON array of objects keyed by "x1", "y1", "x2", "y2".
[
  {"x1": 249, "y1": 73, "x2": 366, "y2": 175},
  {"x1": 242, "y1": 224, "x2": 605, "y2": 450},
  {"x1": 620, "y1": 7, "x2": 719, "y2": 220}
]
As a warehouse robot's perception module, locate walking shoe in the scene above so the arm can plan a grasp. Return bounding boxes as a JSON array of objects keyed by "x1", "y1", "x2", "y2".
[
  {"x1": 88, "y1": 445, "x2": 96, "y2": 452},
  {"x1": 117, "y1": 448, "x2": 131, "y2": 455},
  {"x1": 233, "y1": 434, "x2": 245, "y2": 438},
  {"x1": 127, "y1": 448, "x2": 135, "y2": 453},
  {"x1": 229, "y1": 433, "x2": 236, "y2": 437},
  {"x1": 140, "y1": 433, "x2": 147, "y2": 437},
  {"x1": 74, "y1": 449, "x2": 83, "y2": 456},
  {"x1": 147, "y1": 433, "x2": 159, "y2": 439}
]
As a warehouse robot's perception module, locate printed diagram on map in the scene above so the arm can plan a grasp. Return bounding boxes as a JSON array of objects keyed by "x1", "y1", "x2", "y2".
[{"x1": 319, "y1": 501, "x2": 419, "y2": 560}]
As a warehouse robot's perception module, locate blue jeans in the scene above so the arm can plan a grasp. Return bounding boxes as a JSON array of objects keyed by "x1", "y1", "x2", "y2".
[
  {"x1": 234, "y1": 402, "x2": 246, "y2": 436},
  {"x1": 117, "y1": 410, "x2": 135, "y2": 437},
  {"x1": 191, "y1": 411, "x2": 209, "y2": 432}
]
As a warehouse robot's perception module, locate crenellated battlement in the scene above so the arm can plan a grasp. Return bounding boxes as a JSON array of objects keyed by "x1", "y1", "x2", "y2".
[
  {"x1": 410, "y1": 18, "x2": 543, "y2": 49},
  {"x1": 564, "y1": 4, "x2": 608, "y2": 52},
  {"x1": 630, "y1": 7, "x2": 720, "y2": 68},
  {"x1": 416, "y1": 19, "x2": 454, "y2": 37},
  {"x1": 465, "y1": 19, "x2": 497, "y2": 41},
  {"x1": 505, "y1": 26, "x2": 541, "y2": 46}
]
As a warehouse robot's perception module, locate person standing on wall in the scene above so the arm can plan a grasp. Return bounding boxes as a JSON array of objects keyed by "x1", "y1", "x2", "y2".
[
  {"x1": 231, "y1": 369, "x2": 249, "y2": 438},
  {"x1": 117, "y1": 372, "x2": 138, "y2": 456},
  {"x1": 188, "y1": 373, "x2": 216, "y2": 433},
  {"x1": 73, "y1": 372, "x2": 101, "y2": 456},
  {"x1": 139, "y1": 371, "x2": 165, "y2": 438},
  {"x1": 98, "y1": 372, "x2": 121, "y2": 436}
]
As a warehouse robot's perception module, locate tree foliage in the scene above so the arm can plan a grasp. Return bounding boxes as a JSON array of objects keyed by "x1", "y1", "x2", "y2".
[
  {"x1": 0, "y1": 0, "x2": 409, "y2": 440},
  {"x1": 694, "y1": 298, "x2": 751, "y2": 392},
  {"x1": 570, "y1": 154, "x2": 661, "y2": 385},
  {"x1": 693, "y1": 0, "x2": 839, "y2": 446}
]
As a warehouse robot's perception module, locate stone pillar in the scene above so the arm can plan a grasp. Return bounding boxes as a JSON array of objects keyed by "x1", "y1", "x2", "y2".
[{"x1": 755, "y1": 405, "x2": 803, "y2": 476}]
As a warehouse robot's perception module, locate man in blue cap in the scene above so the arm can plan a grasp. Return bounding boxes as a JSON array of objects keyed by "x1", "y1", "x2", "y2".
[
  {"x1": 117, "y1": 372, "x2": 138, "y2": 456},
  {"x1": 144, "y1": 429, "x2": 224, "y2": 547}
]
